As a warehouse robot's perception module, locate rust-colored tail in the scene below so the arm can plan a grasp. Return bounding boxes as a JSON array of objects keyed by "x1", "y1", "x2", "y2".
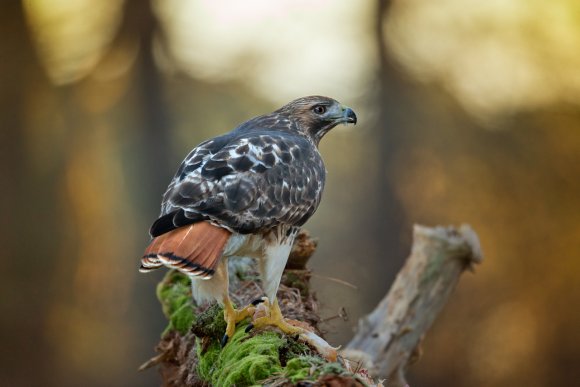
[{"x1": 139, "y1": 222, "x2": 230, "y2": 279}]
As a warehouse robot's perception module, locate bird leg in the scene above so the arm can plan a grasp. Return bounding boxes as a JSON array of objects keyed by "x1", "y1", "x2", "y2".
[
  {"x1": 245, "y1": 297, "x2": 304, "y2": 335},
  {"x1": 221, "y1": 295, "x2": 256, "y2": 347}
]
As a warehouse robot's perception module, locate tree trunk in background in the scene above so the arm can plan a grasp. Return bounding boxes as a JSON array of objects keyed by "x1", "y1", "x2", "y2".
[
  {"x1": 51, "y1": 0, "x2": 175, "y2": 383},
  {"x1": 0, "y1": 1, "x2": 54, "y2": 384},
  {"x1": 371, "y1": 0, "x2": 415, "y2": 276},
  {"x1": 0, "y1": 1, "x2": 174, "y2": 385},
  {"x1": 121, "y1": 0, "x2": 173, "y2": 210}
]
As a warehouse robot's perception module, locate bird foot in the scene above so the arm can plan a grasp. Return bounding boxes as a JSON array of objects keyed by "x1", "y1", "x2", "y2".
[
  {"x1": 221, "y1": 303, "x2": 256, "y2": 347},
  {"x1": 245, "y1": 297, "x2": 305, "y2": 336},
  {"x1": 245, "y1": 297, "x2": 338, "y2": 361}
]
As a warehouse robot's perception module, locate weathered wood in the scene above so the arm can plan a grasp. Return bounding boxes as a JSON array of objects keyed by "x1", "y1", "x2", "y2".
[
  {"x1": 343, "y1": 224, "x2": 483, "y2": 386},
  {"x1": 146, "y1": 225, "x2": 482, "y2": 386}
]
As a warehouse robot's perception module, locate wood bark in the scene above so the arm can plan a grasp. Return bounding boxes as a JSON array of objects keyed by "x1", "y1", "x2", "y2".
[
  {"x1": 148, "y1": 225, "x2": 482, "y2": 386},
  {"x1": 343, "y1": 224, "x2": 483, "y2": 386}
]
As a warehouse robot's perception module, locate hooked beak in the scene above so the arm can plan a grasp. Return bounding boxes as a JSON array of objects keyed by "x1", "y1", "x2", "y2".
[{"x1": 342, "y1": 107, "x2": 357, "y2": 124}]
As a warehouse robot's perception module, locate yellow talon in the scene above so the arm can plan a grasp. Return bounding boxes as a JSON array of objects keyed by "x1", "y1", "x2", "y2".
[
  {"x1": 222, "y1": 297, "x2": 256, "y2": 346},
  {"x1": 248, "y1": 298, "x2": 304, "y2": 335}
]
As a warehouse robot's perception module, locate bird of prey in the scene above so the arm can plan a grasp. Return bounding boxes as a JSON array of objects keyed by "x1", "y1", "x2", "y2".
[{"x1": 140, "y1": 96, "x2": 357, "y2": 345}]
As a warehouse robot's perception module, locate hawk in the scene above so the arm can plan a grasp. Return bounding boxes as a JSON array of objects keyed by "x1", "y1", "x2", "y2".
[{"x1": 140, "y1": 96, "x2": 357, "y2": 345}]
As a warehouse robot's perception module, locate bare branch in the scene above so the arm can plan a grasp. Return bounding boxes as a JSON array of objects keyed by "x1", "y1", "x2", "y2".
[{"x1": 343, "y1": 224, "x2": 483, "y2": 386}]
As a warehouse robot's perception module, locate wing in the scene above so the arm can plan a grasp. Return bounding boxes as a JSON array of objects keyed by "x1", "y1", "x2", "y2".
[{"x1": 150, "y1": 132, "x2": 325, "y2": 237}]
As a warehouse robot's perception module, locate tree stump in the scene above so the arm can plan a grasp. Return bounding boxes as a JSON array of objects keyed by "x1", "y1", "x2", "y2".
[{"x1": 140, "y1": 226, "x2": 483, "y2": 387}]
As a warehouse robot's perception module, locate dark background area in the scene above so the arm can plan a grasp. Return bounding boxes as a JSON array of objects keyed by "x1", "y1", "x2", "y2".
[{"x1": 1, "y1": 1, "x2": 579, "y2": 386}]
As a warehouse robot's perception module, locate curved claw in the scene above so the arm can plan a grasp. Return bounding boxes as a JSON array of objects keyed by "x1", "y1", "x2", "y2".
[
  {"x1": 244, "y1": 323, "x2": 254, "y2": 333},
  {"x1": 221, "y1": 334, "x2": 229, "y2": 348},
  {"x1": 221, "y1": 297, "x2": 257, "y2": 347},
  {"x1": 251, "y1": 297, "x2": 266, "y2": 306}
]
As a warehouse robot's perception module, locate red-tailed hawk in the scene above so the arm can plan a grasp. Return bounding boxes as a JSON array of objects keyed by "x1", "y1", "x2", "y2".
[{"x1": 140, "y1": 96, "x2": 357, "y2": 345}]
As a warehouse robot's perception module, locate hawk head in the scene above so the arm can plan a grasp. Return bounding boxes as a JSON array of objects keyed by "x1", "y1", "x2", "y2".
[{"x1": 276, "y1": 96, "x2": 357, "y2": 143}]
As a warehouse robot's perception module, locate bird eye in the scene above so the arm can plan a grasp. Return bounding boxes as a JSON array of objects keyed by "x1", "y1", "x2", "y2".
[{"x1": 312, "y1": 105, "x2": 326, "y2": 115}]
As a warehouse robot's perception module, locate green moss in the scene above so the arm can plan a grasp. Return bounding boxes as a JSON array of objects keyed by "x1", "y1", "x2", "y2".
[
  {"x1": 283, "y1": 356, "x2": 348, "y2": 383},
  {"x1": 197, "y1": 327, "x2": 284, "y2": 386},
  {"x1": 284, "y1": 356, "x2": 323, "y2": 382},
  {"x1": 195, "y1": 326, "x2": 346, "y2": 386},
  {"x1": 155, "y1": 270, "x2": 348, "y2": 386},
  {"x1": 320, "y1": 361, "x2": 347, "y2": 376},
  {"x1": 156, "y1": 270, "x2": 194, "y2": 335},
  {"x1": 197, "y1": 340, "x2": 221, "y2": 379},
  {"x1": 279, "y1": 335, "x2": 312, "y2": 365},
  {"x1": 190, "y1": 303, "x2": 227, "y2": 339}
]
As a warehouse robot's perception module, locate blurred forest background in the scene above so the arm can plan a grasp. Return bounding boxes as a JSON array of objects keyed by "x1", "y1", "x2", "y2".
[{"x1": 1, "y1": 0, "x2": 579, "y2": 386}]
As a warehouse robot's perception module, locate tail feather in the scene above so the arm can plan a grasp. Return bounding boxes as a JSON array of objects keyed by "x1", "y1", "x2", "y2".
[
  {"x1": 140, "y1": 222, "x2": 230, "y2": 279},
  {"x1": 139, "y1": 254, "x2": 162, "y2": 273},
  {"x1": 139, "y1": 233, "x2": 168, "y2": 273}
]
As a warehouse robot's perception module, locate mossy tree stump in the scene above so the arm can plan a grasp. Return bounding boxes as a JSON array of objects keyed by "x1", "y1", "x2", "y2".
[
  {"x1": 141, "y1": 226, "x2": 482, "y2": 387},
  {"x1": 140, "y1": 230, "x2": 371, "y2": 386}
]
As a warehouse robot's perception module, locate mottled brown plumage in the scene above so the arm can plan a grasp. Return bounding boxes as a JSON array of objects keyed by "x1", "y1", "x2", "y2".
[{"x1": 140, "y1": 96, "x2": 356, "y2": 344}]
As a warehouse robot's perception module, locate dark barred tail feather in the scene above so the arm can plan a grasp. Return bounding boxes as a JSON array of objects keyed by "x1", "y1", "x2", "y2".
[{"x1": 140, "y1": 222, "x2": 230, "y2": 279}]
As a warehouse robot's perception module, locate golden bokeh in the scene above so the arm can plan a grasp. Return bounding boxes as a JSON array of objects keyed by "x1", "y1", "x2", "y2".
[{"x1": 2, "y1": 1, "x2": 579, "y2": 386}]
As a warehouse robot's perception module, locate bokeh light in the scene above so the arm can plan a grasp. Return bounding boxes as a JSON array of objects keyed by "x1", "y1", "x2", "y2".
[{"x1": 3, "y1": 1, "x2": 580, "y2": 386}]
